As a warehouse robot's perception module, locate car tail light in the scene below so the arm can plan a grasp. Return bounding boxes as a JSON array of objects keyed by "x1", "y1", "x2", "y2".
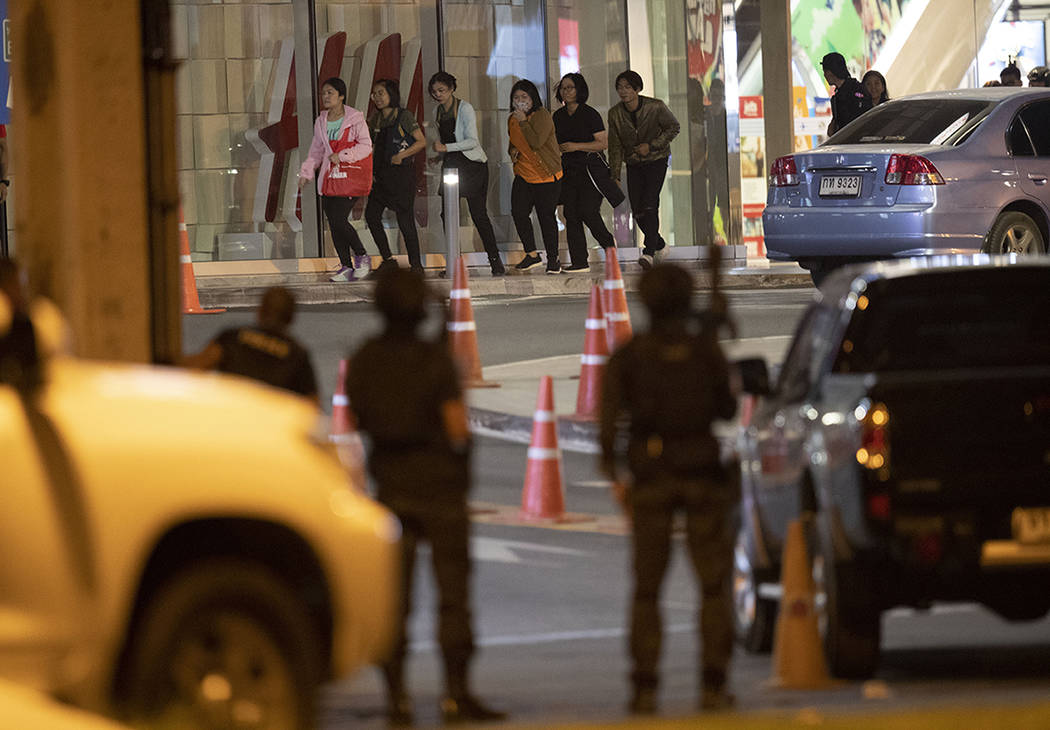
[
  {"x1": 856, "y1": 402, "x2": 890, "y2": 470},
  {"x1": 769, "y1": 155, "x2": 799, "y2": 187},
  {"x1": 884, "y1": 154, "x2": 944, "y2": 185}
]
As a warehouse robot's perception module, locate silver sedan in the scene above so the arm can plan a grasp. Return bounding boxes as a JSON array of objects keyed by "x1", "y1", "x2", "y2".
[{"x1": 762, "y1": 88, "x2": 1050, "y2": 284}]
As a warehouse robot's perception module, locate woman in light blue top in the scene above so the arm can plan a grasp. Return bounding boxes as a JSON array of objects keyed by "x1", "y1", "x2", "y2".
[{"x1": 429, "y1": 71, "x2": 503, "y2": 276}]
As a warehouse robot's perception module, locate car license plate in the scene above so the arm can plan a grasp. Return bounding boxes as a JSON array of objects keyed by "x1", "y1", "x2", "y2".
[
  {"x1": 1012, "y1": 507, "x2": 1050, "y2": 544},
  {"x1": 819, "y1": 175, "x2": 861, "y2": 197}
]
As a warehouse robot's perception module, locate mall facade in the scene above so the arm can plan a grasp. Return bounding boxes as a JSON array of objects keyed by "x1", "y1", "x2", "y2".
[{"x1": 171, "y1": 0, "x2": 1038, "y2": 267}]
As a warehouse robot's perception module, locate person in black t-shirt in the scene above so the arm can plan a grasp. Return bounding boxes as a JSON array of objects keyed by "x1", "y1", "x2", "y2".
[
  {"x1": 553, "y1": 73, "x2": 615, "y2": 271},
  {"x1": 182, "y1": 286, "x2": 318, "y2": 404},
  {"x1": 821, "y1": 52, "x2": 872, "y2": 136}
]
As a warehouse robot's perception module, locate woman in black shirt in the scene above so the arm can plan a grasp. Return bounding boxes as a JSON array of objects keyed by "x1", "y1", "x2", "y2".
[{"x1": 552, "y1": 73, "x2": 614, "y2": 272}]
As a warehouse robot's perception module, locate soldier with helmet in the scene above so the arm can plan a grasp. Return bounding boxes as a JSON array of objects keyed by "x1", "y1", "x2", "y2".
[{"x1": 1028, "y1": 66, "x2": 1050, "y2": 87}]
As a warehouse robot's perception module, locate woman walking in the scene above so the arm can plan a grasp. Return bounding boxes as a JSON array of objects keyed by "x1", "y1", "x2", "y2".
[
  {"x1": 366, "y1": 79, "x2": 427, "y2": 275},
  {"x1": 429, "y1": 72, "x2": 505, "y2": 276},
  {"x1": 299, "y1": 77, "x2": 373, "y2": 282},
  {"x1": 553, "y1": 72, "x2": 614, "y2": 273},
  {"x1": 607, "y1": 70, "x2": 680, "y2": 269},
  {"x1": 507, "y1": 79, "x2": 563, "y2": 273}
]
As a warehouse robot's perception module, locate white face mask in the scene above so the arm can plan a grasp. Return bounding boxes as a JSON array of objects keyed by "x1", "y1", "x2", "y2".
[{"x1": 514, "y1": 99, "x2": 531, "y2": 114}]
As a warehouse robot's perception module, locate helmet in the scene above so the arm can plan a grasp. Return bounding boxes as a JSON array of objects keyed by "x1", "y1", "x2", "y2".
[{"x1": 1027, "y1": 66, "x2": 1050, "y2": 87}]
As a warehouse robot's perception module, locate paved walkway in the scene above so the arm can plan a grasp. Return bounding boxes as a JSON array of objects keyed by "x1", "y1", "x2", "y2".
[{"x1": 467, "y1": 335, "x2": 795, "y2": 453}]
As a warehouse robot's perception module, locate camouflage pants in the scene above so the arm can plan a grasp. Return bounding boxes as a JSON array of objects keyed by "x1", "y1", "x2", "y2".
[{"x1": 628, "y1": 475, "x2": 739, "y2": 692}]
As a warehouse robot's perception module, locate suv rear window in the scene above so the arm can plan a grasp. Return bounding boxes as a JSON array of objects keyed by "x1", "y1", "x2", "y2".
[
  {"x1": 827, "y1": 99, "x2": 995, "y2": 146},
  {"x1": 833, "y1": 270, "x2": 1050, "y2": 372}
]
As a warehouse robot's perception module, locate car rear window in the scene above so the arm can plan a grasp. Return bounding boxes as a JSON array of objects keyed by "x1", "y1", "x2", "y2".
[
  {"x1": 827, "y1": 99, "x2": 996, "y2": 146},
  {"x1": 833, "y1": 270, "x2": 1050, "y2": 372}
]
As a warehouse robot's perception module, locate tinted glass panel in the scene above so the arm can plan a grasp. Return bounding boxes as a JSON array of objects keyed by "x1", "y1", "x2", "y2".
[
  {"x1": 1008, "y1": 117, "x2": 1035, "y2": 156},
  {"x1": 1018, "y1": 101, "x2": 1050, "y2": 155},
  {"x1": 826, "y1": 99, "x2": 995, "y2": 146},
  {"x1": 834, "y1": 271, "x2": 1050, "y2": 372}
]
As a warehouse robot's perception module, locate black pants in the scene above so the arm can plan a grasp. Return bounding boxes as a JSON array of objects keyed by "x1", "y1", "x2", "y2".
[
  {"x1": 562, "y1": 167, "x2": 613, "y2": 266},
  {"x1": 382, "y1": 496, "x2": 474, "y2": 698},
  {"x1": 628, "y1": 475, "x2": 738, "y2": 693},
  {"x1": 365, "y1": 167, "x2": 422, "y2": 268},
  {"x1": 511, "y1": 175, "x2": 562, "y2": 264},
  {"x1": 626, "y1": 159, "x2": 669, "y2": 255},
  {"x1": 321, "y1": 195, "x2": 366, "y2": 266}
]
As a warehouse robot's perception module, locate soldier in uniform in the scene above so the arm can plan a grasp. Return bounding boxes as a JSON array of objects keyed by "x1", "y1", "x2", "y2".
[
  {"x1": 346, "y1": 267, "x2": 505, "y2": 726},
  {"x1": 182, "y1": 286, "x2": 318, "y2": 404},
  {"x1": 599, "y1": 263, "x2": 739, "y2": 715}
]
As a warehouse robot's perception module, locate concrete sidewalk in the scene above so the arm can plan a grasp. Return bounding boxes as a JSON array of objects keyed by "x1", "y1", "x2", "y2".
[
  {"x1": 467, "y1": 334, "x2": 795, "y2": 453},
  {"x1": 196, "y1": 253, "x2": 811, "y2": 309}
]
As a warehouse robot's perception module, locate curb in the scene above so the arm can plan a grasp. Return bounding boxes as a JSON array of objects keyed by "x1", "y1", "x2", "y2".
[
  {"x1": 469, "y1": 407, "x2": 600, "y2": 455},
  {"x1": 197, "y1": 266, "x2": 812, "y2": 308}
]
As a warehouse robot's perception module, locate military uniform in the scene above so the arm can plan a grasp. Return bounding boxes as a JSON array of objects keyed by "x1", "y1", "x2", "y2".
[
  {"x1": 214, "y1": 325, "x2": 317, "y2": 398},
  {"x1": 346, "y1": 330, "x2": 475, "y2": 700},
  {"x1": 600, "y1": 318, "x2": 739, "y2": 705}
]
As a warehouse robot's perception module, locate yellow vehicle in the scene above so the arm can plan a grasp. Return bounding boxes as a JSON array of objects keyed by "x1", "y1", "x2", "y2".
[{"x1": 0, "y1": 299, "x2": 398, "y2": 729}]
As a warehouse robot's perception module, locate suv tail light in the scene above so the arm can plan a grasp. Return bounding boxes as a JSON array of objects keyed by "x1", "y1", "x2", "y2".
[
  {"x1": 769, "y1": 155, "x2": 799, "y2": 187},
  {"x1": 857, "y1": 402, "x2": 891, "y2": 522},
  {"x1": 884, "y1": 154, "x2": 944, "y2": 185},
  {"x1": 857, "y1": 402, "x2": 890, "y2": 470}
]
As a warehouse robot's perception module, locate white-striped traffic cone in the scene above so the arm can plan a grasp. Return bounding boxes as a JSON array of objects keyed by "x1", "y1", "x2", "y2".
[
  {"x1": 603, "y1": 247, "x2": 632, "y2": 350},
  {"x1": 447, "y1": 255, "x2": 498, "y2": 388},
  {"x1": 573, "y1": 285, "x2": 608, "y2": 421},
  {"x1": 179, "y1": 206, "x2": 224, "y2": 314},
  {"x1": 520, "y1": 375, "x2": 566, "y2": 521}
]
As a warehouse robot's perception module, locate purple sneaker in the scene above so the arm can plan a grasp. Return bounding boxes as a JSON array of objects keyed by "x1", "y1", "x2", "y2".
[
  {"x1": 353, "y1": 254, "x2": 372, "y2": 275},
  {"x1": 329, "y1": 265, "x2": 355, "y2": 282}
]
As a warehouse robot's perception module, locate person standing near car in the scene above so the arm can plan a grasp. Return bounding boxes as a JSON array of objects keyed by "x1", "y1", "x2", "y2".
[
  {"x1": 347, "y1": 267, "x2": 506, "y2": 726},
  {"x1": 599, "y1": 263, "x2": 739, "y2": 716},
  {"x1": 429, "y1": 72, "x2": 505, "y2": 277},
  {"x1": 1000, "y1": 61, "x2": 1023, "y2": 87},
  {"x1": 553, "y1": 72, "x2": 614, "y2": 272},
  {"x1": 366, "y1": 79, "x2": 426, "y2": 277},
  {"x1": 607, "y1": 70, "x2": 680, "y2": 270},
  {"x1": 862, "y1": 70, "x2": 889, "y2": 105},
  {"x1": 1027, "y1": 66, "x2": 1050, "y2": 87},
  {"x1": 182, "y1": 286, "x2": 319, "y2": 405},
  {"x1": 508, "y1": 79, "x2": 564, "y2": 274},
  {"x1": 821, "y1": 53, "x2": 872, "y2": 135},
  {"x1": 299, "y1": 77, "x2": 373, "y2": 282}
]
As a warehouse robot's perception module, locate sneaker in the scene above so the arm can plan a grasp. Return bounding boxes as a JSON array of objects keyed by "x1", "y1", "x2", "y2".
[
  {"x1": 545, "y1": 262, "x2": 563, "y2": 274},
  {"x1": 489, "y1": 257, "x2": 506, "y2": 276},
  {"x1": 440, "y1": 695, "x2": 507, "y2": 724},
  {"x1": 329, "y1": 265, "x2": 355, "y2": 282},
  {"x1": 638, "y1": 253, "x2": 654, "y2": 270},
  {"x1": 628, "y1": 687, "x2": 657, "y2": 715},
  {"x1": 562, "y1": 263, "x2": 590, "y2": 273},
  {"x1": 653, "y1": 244, "x2": 670, "y2": 264},
  {"x1": 353, "y1": 253, "x2": 372, "y2": 274},
  {"x1": 514, "y1": 253, "x2": 543, "y2": 271},
  {"x1": 700, "y1": 687, "x2": 736, "y2": 711},
  {"x1": 366, "y1": 258, "x2": 399, "y2": 280}
]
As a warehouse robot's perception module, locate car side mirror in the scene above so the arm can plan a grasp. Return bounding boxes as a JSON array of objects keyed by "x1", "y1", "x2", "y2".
[{"x1": 735, "y1": 357, "x2": 771, "y2": 396}]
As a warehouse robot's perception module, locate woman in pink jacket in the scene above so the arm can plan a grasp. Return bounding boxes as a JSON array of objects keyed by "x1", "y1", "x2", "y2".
[{"x1": 299, "y1": 77, "x2": 374, "y2": 282}]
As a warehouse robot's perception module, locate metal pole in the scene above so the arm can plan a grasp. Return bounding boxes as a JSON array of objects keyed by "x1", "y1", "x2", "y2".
[
  {"x1": 0, "y1": 202, "x2": 8, "y2": 257},
  {"x1": 443, "y1": 168, "x2": 460, "y2": 278}
]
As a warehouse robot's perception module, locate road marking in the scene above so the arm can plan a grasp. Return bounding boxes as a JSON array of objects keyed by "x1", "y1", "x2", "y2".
[
  {"x1": 410, "y1": 623, "x2": 694, "y2": 652},
  {"x1": 471, "y1": 502, "x2": 628, "y2": 535},
  {"x1": 472, "y1": 536, "x2": 592, "y2": 564},
  {"x1": 573, "y1": 480, "x2": 613, "y2": 489}
]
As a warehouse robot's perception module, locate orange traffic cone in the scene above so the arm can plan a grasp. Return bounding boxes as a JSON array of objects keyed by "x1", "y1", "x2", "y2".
[
  {"x1": 447, "y1": 256, "x2": 498, "y2": 388},
  {"x1": 330, "y1": 358, "x2": 355, "y2": 437},
  {"x1": 520, "y1": 375, "x2": 567, "y2": 521},
  {"x1": 770, "y1": 519, "x2": 834, "y2": 689},
  {"x1": 572, "y1": 285, "x2": 608, "y2": 421},
  {"x1": 178, "y1": 207, "x2": 225, "y2": 314},
  {"x1": 603, "y1": 247, "x2": 631, "y2": 351}
]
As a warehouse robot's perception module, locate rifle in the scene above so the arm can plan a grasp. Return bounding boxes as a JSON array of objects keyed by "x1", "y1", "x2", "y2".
[{"x1": 698, "y1": 245, "x2": 737, "y2": 340}]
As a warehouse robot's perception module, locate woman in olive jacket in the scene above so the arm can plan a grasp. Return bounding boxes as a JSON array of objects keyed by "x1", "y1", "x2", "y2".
[{"x1": 507, "y1": 79, "x2": 563, "y2": 274}]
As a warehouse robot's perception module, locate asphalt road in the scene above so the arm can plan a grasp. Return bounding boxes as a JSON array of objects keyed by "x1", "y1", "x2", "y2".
[{"x1": 182, "y1": 290, "x2": 1050, "y2": 727}]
